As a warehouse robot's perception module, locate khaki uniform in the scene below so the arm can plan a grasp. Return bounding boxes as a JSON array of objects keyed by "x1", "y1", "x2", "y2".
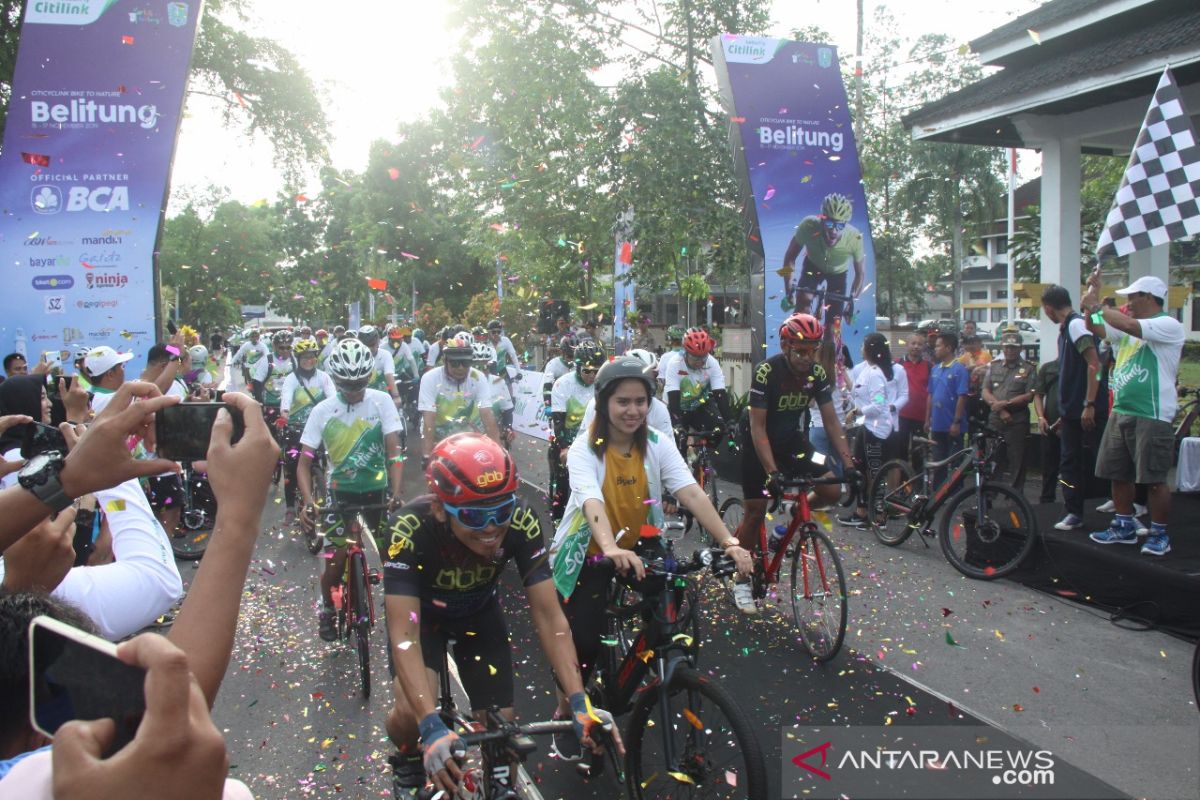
[{"x1": 984, "y1": 357, "x2": 1035, "y2": 490}]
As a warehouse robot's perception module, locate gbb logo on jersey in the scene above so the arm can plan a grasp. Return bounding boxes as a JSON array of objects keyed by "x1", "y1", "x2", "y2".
[
  {"x1": 475, "y1": 470, "x2": 505, "y2": 488},
  {"x1": 84, "y1": 272, "x2": 128, "y2": 290},
  {"x1": 31, "y1": 185, "x2": 129, "y2": 215},
  {"x1": 32, "y1": 275, "x2": 74, "y2": 290}
]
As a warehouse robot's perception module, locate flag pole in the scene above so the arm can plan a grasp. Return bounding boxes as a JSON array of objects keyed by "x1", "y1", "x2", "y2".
[{"x1": 1006, "y1": 148, "x2": 1016, "y2": 324}]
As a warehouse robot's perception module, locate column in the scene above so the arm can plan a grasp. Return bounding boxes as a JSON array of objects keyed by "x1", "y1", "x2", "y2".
[{"x1": 1039, "y1": 137, "x2": 1082, "y2": 364}]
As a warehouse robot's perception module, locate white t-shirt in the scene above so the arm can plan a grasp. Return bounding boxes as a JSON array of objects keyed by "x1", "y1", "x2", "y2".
[
  {"x1": 426, "y1": 341, "x2": 442, "y2": 367},
  {"x1": 300, "y1": 389, "x2": 402, "y2": 493},
  {"x1": 231, "y1": 340, "x2": 268, "y2": 368},
  {"x1": 662, "y1": 354, "x2": 726, "y2": 413},
  {"x1": 488, "y1": 372, "x2": 514, "y2": 413},
  {"x1": 89, "y1": 385, "x2": 117, "y2": 415},
  {"x1": 417, "y1": 366, "x2": 493, "y2": 440},
  {"x1": 850, "y1": 362, "x2": 893, "y2": 439},
  {"x1": 279, "y1": 369, "x2": 337, "y2": 428},
  {"x1": 579, "y1": 395, "x2": 672, "y2": 437},
  {"x1": 250, "y1": 354, "x2": 295, "y2": 406},
  {"x1": 551, "y1": 372, "x2": 595, "y2": 438},
  {"x1": 1106, "y1": 313, "x2": 1185, "y2": 423},
  {"x1": 369, "y1": 348, "x2": 396, "y2": 392},
  {"x1": 542, "y1": 357, "x2": 571, "y2": 391}
]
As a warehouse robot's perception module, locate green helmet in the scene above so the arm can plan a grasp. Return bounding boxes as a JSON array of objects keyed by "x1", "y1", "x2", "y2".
[
  {"x1": 821, "y1": 193, "x2": 853, "y2": 222},
  {"x1": 665, "y1": 325, "x2": 685, "y2": 342}
]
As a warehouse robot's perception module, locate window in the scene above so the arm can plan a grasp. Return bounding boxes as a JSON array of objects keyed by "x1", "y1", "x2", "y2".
[
  {"x1": 967, "y1": 290, "x2": 988, "y2": 301},
  {"x1": 992, "y1": 308, "x2": 1005, "y2": 322},
  {"x1": 996, "y1": 289, "x2": 1008, "y2": 300},
  {"x1": 965, "y1": 308, "x2": 987, "y2": 322},
  {"x1": 1193, "y1": 295, "x2": 1200, "y2": 332},
  {"x1": 995, "y1": 238, "x2": 1008, "y2": 255}
]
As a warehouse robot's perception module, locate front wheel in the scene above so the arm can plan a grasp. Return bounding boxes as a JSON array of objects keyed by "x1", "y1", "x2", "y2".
[
  {"x1": 626, "y1": 665, "x2": 767, "y2": 800},
  {"x1": 867, "y1": 459, "x2": 917, "y2": 546},
  {"x1": 172, "y1": 474, "x2": 215, "y2": 560},
  {"x1": 350, "y1": 557, "x2": 372, "y2": 699},
  {"x1": 938, "y1": 482, "x2": 1037, "y2": 580},
  {"x1": 788, "y1": 528, "x2": 847, "y2": 662}
]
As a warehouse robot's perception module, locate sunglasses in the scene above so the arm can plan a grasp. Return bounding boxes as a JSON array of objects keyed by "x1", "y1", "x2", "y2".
[
  {"x1": 444, "y1": 497, "x2": 516, "y2": 529},
  {"x1": 821, "y1": 219, "x2": 847, "y2": 231},
  {"x1": 580, "y1": 367, "x2": 599, "y2": 375},
  {"x1": 335, "y1": 379, "x2": 369, "y2": 392},
  {"x1": 446, "y1": 359, "x2": 472, "y2": 368}
]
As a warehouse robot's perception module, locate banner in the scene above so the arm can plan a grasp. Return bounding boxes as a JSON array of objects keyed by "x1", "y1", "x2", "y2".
[
  {"x1": 712, "y1": 36, "x2": 876, "y2": 359},
  {"x1": 612, "y1": 207, "x2": 635, "y2": 352},
  {"x1": 0, "y1": 0, "x2": 202, "y2": 373},
  {"x1": 511, "y1": 367, "x2": 551, "y2": 440}
]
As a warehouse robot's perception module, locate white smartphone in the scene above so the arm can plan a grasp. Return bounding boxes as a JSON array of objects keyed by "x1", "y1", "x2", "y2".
[{"x1": 28, "y1": 615, "x2": 146, "y2": 754}]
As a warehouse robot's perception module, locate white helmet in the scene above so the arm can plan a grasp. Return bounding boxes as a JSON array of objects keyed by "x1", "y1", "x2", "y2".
[
  {"x1": 628, "y1": 348, "x2": 659, "y2": 371},
  {"x1": 326, "y1": 338, "x2": 375, "y2": 381},
  {"x1": 471, "y1": 341, "x2": 497, "y2": 363},
  {"x1": 188, "y1": 345, "x2": 208, "y2": 366}
]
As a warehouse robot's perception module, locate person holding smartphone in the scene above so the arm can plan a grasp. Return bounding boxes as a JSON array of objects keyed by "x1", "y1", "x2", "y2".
[{"x1": 0, "y1": 376, "x2": 54, "y2": 488}]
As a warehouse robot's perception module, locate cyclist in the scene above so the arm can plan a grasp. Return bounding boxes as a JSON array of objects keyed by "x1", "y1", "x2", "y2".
[
  {"x1": 318, "y1": 325, "x2": 347, "y2": 367},
  {"x1": 409, "y1": 327, "x2": 428, "y2": 368},
  {"x1": 473, "y1": 341, "x2": 514, "y2": 445},
  {"x1": 549, "y1": 356, "x2": 752, "y2": 713},
  {"x1": 250, "y1": 330, "x2": 296, "y2": 429},
  {"x1": 417, "y1": 333, "x2": 501, "y2": 464},
  {"x1": 664, "y1": 327, "x2": 732, "y2": 452},
  {"x1": 738, "y1": 312, "x2": 857, "y2": 614},
  {"x1": 487, "y1": 318, "x2": 521, "y2": 372},
  {"x1": 357, "y1": 325, "x2": 403, "y2": 408},
  {"x1": 184, "y1": 344, "x2": 218, "y2": 399},
  {"x1": 549, "y1": 339, "x2": 606, "y2": 522},
  {"x1": 781, "y1": 192, "x2": 866, "y2": 329},
  {"x1": 380, "y1": 433, "x2": 620, "y2": 798},
  {"x1": 279, "y1": 338, "x2": 336, "y2": 524},
  {"x1": 390, "y1": 325, "x2": 421, "y2": 418},
  {"x1": 655, "y1": 324, "x2": 686, "y2": 392},
  {"x1": 425, "y1": 324, "x2": 466, "y2": 369},
  {"x1": 541, "y1": 335, "x2": 575, "y2": 407},
  {"x1": 578, "y1": 348, "x2": 672, "y2": 435},
  {"x1": 297, "y1": 337, "x2": 405, "y2": 642},
  {"x1": 230, "y1": 328, "x2": 267, "y2": 389}
]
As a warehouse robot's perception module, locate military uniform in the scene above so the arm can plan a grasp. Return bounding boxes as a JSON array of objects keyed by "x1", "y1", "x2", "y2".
[{"x1": 983, "y1": 351, "x2": 1036, "y2": 490}]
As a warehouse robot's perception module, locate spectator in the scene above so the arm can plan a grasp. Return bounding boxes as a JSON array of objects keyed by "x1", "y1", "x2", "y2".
[
  {"x1": 898, "y1": 337, "x2": 930, "y2": 470},
  {"x1": 1041, "y1": 284, "x2": 1102, "y2": 532},
  {"x1": 2, "y1": 355, "x2": 27, "y2": 378},
  {"x1": 961, "y1": 320, "x2": 978, "y2": 340},
  {"x1": 1032, "y1": 358, "x2": 1061, "y2": 504},
  {"x1": 1081, "y1": 273, "x2": 1183, "y2": 556},
  {"x1": 957, "y1": 334, "x2": 992, "y2": 370},
  {"x1": 630, "y1": 315, "x2": 657, "y2": 352},
  {"x1": 809, "y1": 341, "x2": 851, "y2": 479},
  {"x1": 83, "y1": 347, "x2": 132, "y2": 415},
  {"x1": 982, "y1": 331, "x2": 1035, "y2": 491},
  {"x1": 925, "y1": 333, "x2": 969, "y2": 489},
  {"x1": 840, "y1": 333, "x2": 903, "y2": 528}
]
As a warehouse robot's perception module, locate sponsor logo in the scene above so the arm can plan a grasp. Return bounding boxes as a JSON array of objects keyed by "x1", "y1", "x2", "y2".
[
  {"x1": 32, "y1": 186, "x2": 62, "y2": 214},
  {"x1": 28, "y1": 255, "x2": 70, "y2": 268},
  {"x1": 793, "y1": 742, "x2": 833, "y2": 780},
  {"x1": 32, "y1": 275, "x2": 74, "y2": 290},
  {"x1": 31, "y1": 185, "x2": 130, "y2": 214},
  {"x1": 76, "y1": 299, "x2": 119, "y2": 310},
  {"x1": 818, "y1": 47, "x2": 833, "y2": 68},
  {"x1": 167, "y1": 1, "x2": 188, "y2": 26},
  {"x1": 31, "y1": 98, "x2": 159, "y2": 130},
  {"x1": 84, "y1": 272, "x2": 128, "y2": 290},
  {"x1": 79, "y1": 250, "x2": 121, "y2": 267},
  {"x1": 44, "y1": 295, "x2": 66, "y2": 314},
  {"x1": 32, "y1": 333, "x2": 57, "y2": 342},
  {"x1": 87, "y1": 327, "x2": 116, "y2": 338},
  {"x1": 475, "y1": 469, "x2": 504, "y2": 488},
  {"x1": 472, "y1": 449, "x2": 495, "y2": 465},
  {"x1": 24, "y1": 235, "x2": 72, "y2": 247},
  {"x1": 722, "y1": 35, "x2": 777, "y2": 64},
  {"x1": 80, "y1": 234, "x2": 124, "y2": 245}
]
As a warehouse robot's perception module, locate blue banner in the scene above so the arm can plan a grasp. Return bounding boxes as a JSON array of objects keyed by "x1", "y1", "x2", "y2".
[
  {"x1": 0, "y1": 0, "x2": 201, "y2": 373},
  {"x1": 712, "y1": 36, "x2": 876, "y2": 360}
]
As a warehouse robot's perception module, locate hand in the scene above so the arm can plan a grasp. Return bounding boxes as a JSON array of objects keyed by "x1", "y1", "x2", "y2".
[
  {"x1": 419, "y1": 713, "x2": 464, "y2": 796},
  {"x1": 51, "y1": 633, "x2": 228, "y2": 800},
  {"x1": 568, "y1": 692, "x2": 626, "y2": 759},
  {"x1": 388, "y1": 494, "x2": 404, "y2": 512},
  {"x1": 277, "y1": 414, "x2": 289, "y2": 428},
  {"x1": 0, "y1": 413, "x2": 33, "y2": 435},
  {"x1": 999, "y1": 409, "x2": 1012, "y2": 423},
  {"x1": 602, "y1": 546, "x2": 645, "y2": 580},
  {"x1": 59, "y1": 382, "x2": 181, "y2": 499},
  {"x1": 1081, "y1": 406, "x2": 1096, "y2": 431},
  {"x1": 60, "y1": 377, "x2": 90, "y2": 423},
  {"x1": 764, "y1": 471, "x2": 785, "y2": 502},
  {"x1": 724, "y1": 544, "x2": 753, "y2": 578},
  {"x1": 299, "y1": 503, "x2": 319, "y2": 531},
  {"x1": 206, "y1": 393, "x2": 279, "y2": 522},
  {"x1": 949, "y1": 423, "x2": 960, "y2": 437},
  {"x1": 31, "y1": 354, "x2": 51, "y2": 375},
  {"x1": 1038, "y1": 417, "x2": 1049, "y2": 435},
  {"x1": 0, "y1": 507, "x2": 76, "y2": 592}
]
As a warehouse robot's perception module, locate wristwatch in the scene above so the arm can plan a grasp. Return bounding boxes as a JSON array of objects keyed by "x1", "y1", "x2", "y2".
[{"x1": 17, "y1": 450, "x2": 73, "y2": 512}]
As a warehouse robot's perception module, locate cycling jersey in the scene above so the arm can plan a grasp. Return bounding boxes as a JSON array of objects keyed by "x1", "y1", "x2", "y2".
[
  {"x1": 416, "y1": 366, "x2": 493, "y2": 440},
  {"x1": 657, "y1": 348, "x2": 684, "y2": 382},
  {"x1": 392, "y1": 340, "x2": 420, "y2": 380},
  {"x1": 542, "y1": 356, "x2": 571, "y2": 392},
  {"x1": 381, "y1": 495, "x2": 551, "y2": 618},
  {"x1": 279, "y1": 369, "x2": 336, "y2": 431},
  {"x1": 488, "y1": 371, "x2": 514, "y2": 415},
  {"x1": 746, "y1": 354, "x2": 833, "y2": 440},
  {"x1": 250, "y1": 354, "x2": 295, "y2": 407},
  {"x1": 492, "y1": 335, "x2": 521, "y2": 372},
  {"x1": 791, "y1": 215, "x2": 865, "y2": 275},
  {"x1": 550, "y1": 372, "x2": 593, "y2": 446},
  {"x1": 299, "y1": 388, "x2": 402, "y2": 493},
  {"x1": 231, "y1": 340, "x2": 268, "y2": 370},
  {"x1": 662, "y1": 354, "x2": 725, "y2": 413},
  {"x1": 368, "y1": 349, "x2": 395, "y2": 392}
]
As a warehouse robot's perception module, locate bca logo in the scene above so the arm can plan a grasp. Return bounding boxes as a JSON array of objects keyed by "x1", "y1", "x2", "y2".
[
  {"x1": 31, "y1": 185, "x2": 129, "y2": 214},
  {"x1": 44, "y1": 295, "x2": 65, "y2": 314},
  {"x1": 475, "y1": 469, "x2": 504, "y2": 488},
  {"x1": 31, "y1": 186, "x2": 62, "y2": 215}
]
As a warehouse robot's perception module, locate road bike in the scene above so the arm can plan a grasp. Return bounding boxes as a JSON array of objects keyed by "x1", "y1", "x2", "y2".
[
  {"x1": 676, "y1": 428, "x2": 725, "y2": 538},
  {"x1": 592, "y1": 538, "x2": 768, "y2": 799},
  {"x1": 170, "y1": 461, "x2": 216, "y2": 561},
  {"x1": 865, "y1": 429, "x2": 1037, "y2": 580},
  {"x1": 719, "y1": 475, "x2": 849, "y2": 661}
]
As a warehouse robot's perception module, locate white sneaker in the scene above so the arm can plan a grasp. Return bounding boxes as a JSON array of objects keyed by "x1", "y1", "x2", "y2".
[
  {"x1": 731, "y1": 582, "x2": 759, "y2": 616},
  {"x1": 1134, "y1": 503, "x2": 1148, "y2": 518},
  {"x1": 1096, "y1": 500, "x2": 1115, "y2": 513},
  {"x1": 1053, "y1": 514, "x2": 1083, "y2": 531}
]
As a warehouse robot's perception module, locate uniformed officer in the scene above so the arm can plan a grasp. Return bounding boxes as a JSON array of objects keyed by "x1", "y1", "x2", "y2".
[{"x1": 982, "y1": 330, "x2": 1036, "y2": 490}]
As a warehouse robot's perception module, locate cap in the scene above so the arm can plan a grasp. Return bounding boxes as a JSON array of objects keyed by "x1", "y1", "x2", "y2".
[
  {"x1": 1000, "y1": 331, "x2": 1022, "y2": 346},
  {"x1": 84, "y1": 346, "x2": 133, "y2": 377},
  {"x1": 1115, "y1": 275, "x2": 1167, "y2": 300}
]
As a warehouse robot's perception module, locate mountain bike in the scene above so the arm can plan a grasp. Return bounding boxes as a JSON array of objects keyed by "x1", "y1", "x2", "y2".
[
  {"x1": 170, "y1": 461, "x2": 216, "y2": 561},
  {"x1": 320, "y1": 502, "x2": 385, "y2": 699},
  {"x1": 865, "y1": 429, "x2": 1037, "y2": 580},
  {"x1": 676, "y1": 428, "x2": 725, "y2": 538},
  {"x1": 591, "y1": 539, "x2": 767, "y2": 799},
  {"x1": 719, "y1": 475, "x2": 849, "y2": 661}
]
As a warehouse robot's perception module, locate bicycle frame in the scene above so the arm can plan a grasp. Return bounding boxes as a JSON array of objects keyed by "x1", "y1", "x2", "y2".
[{"x1": 757, "y1": 488, "x2": 838, "y2": 604}]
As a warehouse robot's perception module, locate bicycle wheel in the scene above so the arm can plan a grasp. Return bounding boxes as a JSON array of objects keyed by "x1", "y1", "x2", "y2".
[
  {"x1": 626, "y1": 665, "x2": 767, "y2": 800},
  {"x1": 938, "y1": 482, "x2": 1037, "y2": 580},
  {"x1": 867, "y1": 459, "x2": 917, "y2": 546},
  {"x1": 718, "y1": 497, "x2": 745, "y2": 538},
  {"x1": 350, "y1": 555, "x2": 372, "y2": 699},
  {"x1": 788, "y1": 528, "x2": 847, "y2": 662},
  {"x1": 172, "y1": 474, "x2": 216, "y2": 561},
  {"x1": 304, "y1": 459, "x2": 328, "y2": 555}
]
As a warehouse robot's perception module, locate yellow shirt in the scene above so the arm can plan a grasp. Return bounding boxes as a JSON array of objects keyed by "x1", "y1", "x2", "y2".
[
  {"x1": 589, "y1": 445, "x2": 649, "y2": 555},
  {"x1": 958, "y1": 349, "x2": 992, "y2": 369}
]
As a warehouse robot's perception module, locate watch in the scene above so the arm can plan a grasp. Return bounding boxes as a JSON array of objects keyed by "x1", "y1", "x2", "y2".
[{"x1": 17, "y1": 450, "x2": 73, "y2": 512}]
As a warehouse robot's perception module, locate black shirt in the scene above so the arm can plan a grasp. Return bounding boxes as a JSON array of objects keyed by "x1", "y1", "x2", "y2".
[
  {"x1": 381, "y1": 495, "x2": 552, "y2": 619},
  {"x1": 744, "y1": 353, "x2": 834, "y2": 442},
  {"x1": 1056, "y1": 312, "x2": 1096, "y2": 420}
]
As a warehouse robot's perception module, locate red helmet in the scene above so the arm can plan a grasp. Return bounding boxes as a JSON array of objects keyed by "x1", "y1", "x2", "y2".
[
  {"x1": 426, "y1": 433, "x2": 518, "y2": 505},
  {"x1": 682, "y1": 327, "x2": 715, "y2": 357},
  {"x1": 779, "y1": 313, "x2": 823, "y2": 346}
]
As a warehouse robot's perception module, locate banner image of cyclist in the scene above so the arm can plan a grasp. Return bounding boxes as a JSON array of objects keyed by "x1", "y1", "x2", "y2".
[{"x1": 712, "y1": 35, "x2": 877, "y2": 360}]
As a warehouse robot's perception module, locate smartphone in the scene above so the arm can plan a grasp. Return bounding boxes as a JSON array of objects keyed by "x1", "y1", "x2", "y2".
[
  {"x1": 41, "y1": 350, "x2": 62, "y2": 371},
  {"x1": 21, "y1": 421, "x2": 68, "y2": 459},
  {"x1": 155, "y1": 401, "x2": 245, "y2": 461},
  {"x1": 166, "y1": 320, "x2": 177, "y2": 336},
  {"x1": 29, "y1": 615, "x2": 146, "y2": 755}
]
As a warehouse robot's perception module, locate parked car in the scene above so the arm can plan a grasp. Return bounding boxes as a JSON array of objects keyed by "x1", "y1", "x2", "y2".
[
  {"x1": 991, "y1": 318, "x2": 1040, "y2": 346},
  {"x1": 916, "y1": 319, "x2": 958, "y2": 337},
  {"x1": 875, "y1": 316, "x2": 893, "y2": 330}
]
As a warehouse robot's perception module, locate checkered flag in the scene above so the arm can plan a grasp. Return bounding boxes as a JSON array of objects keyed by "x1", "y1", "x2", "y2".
[{"x1": 1096, "y1": 67, "x2": 1200, "y2": 260}]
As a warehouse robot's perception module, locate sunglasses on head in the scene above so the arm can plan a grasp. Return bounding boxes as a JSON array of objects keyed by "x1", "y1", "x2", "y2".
[
  {"x1": 335, "y1": 379, "x2": 369, "y2": 392},
  {"x1": 821, "y1": 219, "x2": 847, "y2": 231},
  {"x1": 444, "y1": 497, "x2": 516, "y2": 529}
]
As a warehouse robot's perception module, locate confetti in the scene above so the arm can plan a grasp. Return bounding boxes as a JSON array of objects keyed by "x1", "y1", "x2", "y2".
[
  {"x1": 945, "y1": 632, "x2": 964, "y2": 648},
  {"x1": 121, "y1": 35, "x2": 134, "y2": 45}
]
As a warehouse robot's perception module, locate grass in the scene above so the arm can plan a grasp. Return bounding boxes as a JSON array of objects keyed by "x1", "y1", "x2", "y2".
[{"x1": 1179, "y1": 359, "x2": 1200, "y2": 389}]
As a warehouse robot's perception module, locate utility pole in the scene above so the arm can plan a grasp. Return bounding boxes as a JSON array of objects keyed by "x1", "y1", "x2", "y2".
[{"x1": 855, "y1": 0, "x2": 864, "y2": 130}]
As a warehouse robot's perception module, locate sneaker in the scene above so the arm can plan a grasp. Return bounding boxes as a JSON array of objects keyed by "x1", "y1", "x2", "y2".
[
  {"x1": 389, "y1": 753, "x2": 424, "y2": 800},
  {"x1": 550, "y1": 711, "x2": 582, "y2": 762},
  {"x1": 837, "y1": 513, "x2": 867, "y2": 529},
  {"x1": 1096, "y1": 500, "x2": 1115, "y2": 513},
  {"x1": 1134, "y1": 503, "x2": 1148, "y2": 517},
  {"x1": 1141, "y1": 533, "x2": 1171, "y2": 556},
  {"x1": 1135, "y1": 521, "x2": 1150, "y2": 537},
  {"x1": 318, "y1": 608, "x2": 338, "y2": 642},
  {"x1": 1089, "y1": 525, "x2": 1138, "y2": 545},
  {"x1": 731, "y1": 581, "x2": 759, "y2": 616},
  {"x1": 1053, "y1": 514, "x2": 1083, "y2": 531}
]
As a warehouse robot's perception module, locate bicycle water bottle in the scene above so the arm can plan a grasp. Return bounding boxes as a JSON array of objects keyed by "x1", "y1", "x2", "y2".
[{"x1": 768, "y1": 523, "x2": 787, "y2": 552}]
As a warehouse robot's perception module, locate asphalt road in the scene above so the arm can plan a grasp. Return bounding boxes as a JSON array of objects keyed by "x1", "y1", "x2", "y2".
[{"x1": 193, "y1": 444, "x2": 1188, "y2": 800}]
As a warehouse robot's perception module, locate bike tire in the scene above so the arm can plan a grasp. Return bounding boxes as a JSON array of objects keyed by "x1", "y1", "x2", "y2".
[
  {"x1": 938, "y1": 482, "x2": 1037, "y2": 580},
  {"x1": 697, "y1": 459, "x2": 721, "y2": 539},
  {"x1": 788, "y1": 528, "x2": 847, "y2": 662},
  {"x1": 610, "y1": 580, "x2": 702, "y2": 668},
  {"x1": 625, "y1": 665, "x2": 767, "y2": 800},
  {"x1": 351, "y1": 555, "x2": 372, "y2": 699},
  {"x1": 304, "y1": 459, "x2": 328, "y2": 555},
  {"x1": 172, "y1": 473, "x2": 216, "y2": 561},
  {"x1": 867, "y1": 459, "x2": 917, "y2": 547}
]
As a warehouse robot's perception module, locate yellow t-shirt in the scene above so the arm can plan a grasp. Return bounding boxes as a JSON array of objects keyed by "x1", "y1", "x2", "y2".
[
  {"x1": 589, "y1": 445, "x2": 649, "y2": 555},
  {"x1": 958, "y1": 349, "x2": 992, "y2": 369}
]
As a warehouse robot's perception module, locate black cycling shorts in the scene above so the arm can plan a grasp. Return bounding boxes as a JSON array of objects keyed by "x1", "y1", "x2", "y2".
[
  {"x1": 740, "y1": 429, "x2": 830, "y2": 499},
  {"x1": 417, "y1": 599, "x2": 514, "y2": 711}
]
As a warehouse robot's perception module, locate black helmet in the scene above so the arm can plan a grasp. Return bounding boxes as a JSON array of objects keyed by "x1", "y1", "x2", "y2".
[
  {"x1": 357, "y1": 324, "x2": 380, "y2": 345},
  {"x1": 594, "y1": 355, "x2": 656, "y2": 396},
  {"x1": 574, "y1": 339, "x2": 606, "y2": 375},
  {"x1": 486, "y1": 318, "x2": 503, "y2": 331}
]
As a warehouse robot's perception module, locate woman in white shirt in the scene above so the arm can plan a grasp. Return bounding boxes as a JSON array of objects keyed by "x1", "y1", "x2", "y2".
[{"x1": 839, "y1": 333, "x2": 900, "y2": 529}]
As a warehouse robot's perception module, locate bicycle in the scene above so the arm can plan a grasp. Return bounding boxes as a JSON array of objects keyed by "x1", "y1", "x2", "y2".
[
  {"x1": 718, "y1": 475, "x2": 849, "y2": 661},
  {"x1": 1174, "y1": 386, "x2": 1200, "y2": 458},
  {"x1": 170, "y1": 461, "x2": 216, "y2": 561},
  {"x1": 298, "y1": 448, "x2": 330, "y2": 555},
  {"x1": 591, "y1": 539, "x2": 768, "y2": 799},
  {"x1": 865, "y1": 429, "x2": 1038, "y2": 580},
  {"x1": 676, "y1": 428, "x2": 725, "y2": 538}
]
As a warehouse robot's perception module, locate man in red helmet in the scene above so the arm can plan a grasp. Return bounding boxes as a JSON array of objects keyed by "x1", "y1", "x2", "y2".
[
  {"x1": 379, "y1": 433, "x2": 621, "y2": 799},
  {"x1": 664, "y1": 327, "x2": 733, "y2": 455}
]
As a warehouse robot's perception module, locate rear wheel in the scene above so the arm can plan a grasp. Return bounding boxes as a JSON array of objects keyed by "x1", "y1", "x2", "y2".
[
  {"x1": 867, "y1": 459, "x2": 917, "y2": 546},
  {"x1": 172, "y1": 472, "x2": 215, "y2": 560},
  {"x1": 350, "y1": 555, "x2": 372, "y2": 699},
  {"x1": 938, "y1": 482, "x2": 1037, "y2": 580},
  {"x1": 788, "y1": 528, "x2": 847, "y2": 662}
]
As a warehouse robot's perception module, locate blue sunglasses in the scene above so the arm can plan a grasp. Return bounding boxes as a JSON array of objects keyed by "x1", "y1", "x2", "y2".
[
  {"x1": 444, "y1": 497, "x2": 517, "y2": 529},
  {"x1": 821, "y1": 219, "x2": 847, "y2": 231}
]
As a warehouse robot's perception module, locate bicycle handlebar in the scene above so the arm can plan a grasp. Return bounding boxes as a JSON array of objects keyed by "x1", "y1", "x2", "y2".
[
  {"x1": 685, "y1": 428, "x2": 725, "y2": 441},
  {"x1": 594, "y1": 547, "x2": 736, "y2": 580}
]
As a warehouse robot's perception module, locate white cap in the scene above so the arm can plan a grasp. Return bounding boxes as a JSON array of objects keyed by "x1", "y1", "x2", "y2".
[
  {"x1": 1115, "y1": 275, "x2": 1167, "y2": 300},
  {"x1": 84, "y1": 346, "x2": 133, "y2": 377}
]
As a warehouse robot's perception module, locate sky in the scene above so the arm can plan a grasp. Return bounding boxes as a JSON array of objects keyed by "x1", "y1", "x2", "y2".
[{"x1": 168, "y1": 0, "x2": 1044, "y2": 205}]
